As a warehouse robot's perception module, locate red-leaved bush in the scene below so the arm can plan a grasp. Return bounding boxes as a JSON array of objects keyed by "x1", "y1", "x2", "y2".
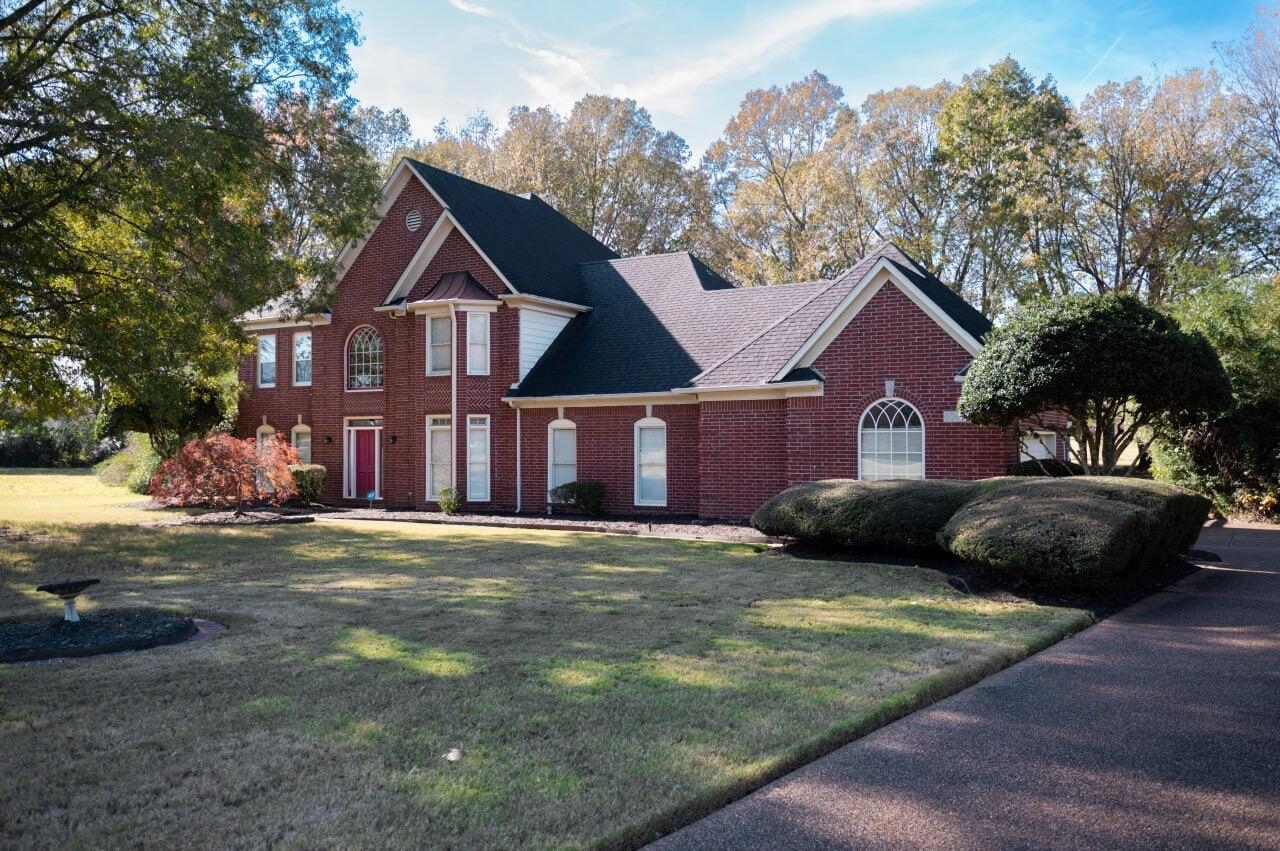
[{"x1": 150, "y1": 433, "x2": 299, "y2": 509}]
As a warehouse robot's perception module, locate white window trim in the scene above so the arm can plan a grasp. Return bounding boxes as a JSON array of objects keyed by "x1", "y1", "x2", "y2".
[
  {"x1": 1020, "y1": 431, "x2": 1059, "y2": 461},
  {"x1": 547, "y1": 418, "x2": 577, "y2": 498},
  {"x1": 858, "y1": 397, "x2": 926, "y2": 481},
  {"x1": 343, "y1": 417, "x2": 383, "y2": 500},
  {"x1": 427, "y1": 314, "x2": 453, "y2": 376},
  {"x1": 344, "y1": 325, "x2": 384, "y2": 393},
  {"x1": 290, "y1": 424, "x2": 312, "y2": 464},
  {"x1": 466, "y1": 311, "x2": 490, "y2": 376},
  {"x1": 466, "y1": 414, "x2": 491, "y2": 502},
  {"x1": 292, "y1": 331, "x2": 312, "y2": 387},
  {"x1": 256, "y1": 423, "x2": 276, "y2": 446},
  {"x1": 257, "y1": 334, "x2": 277, "y2": 388},
  {"x1": 426, "y1": 415, "x2": 452, "y2": 501},
  {"x1": 633, "y1": 416, "x2": 668, "y2": 507}
]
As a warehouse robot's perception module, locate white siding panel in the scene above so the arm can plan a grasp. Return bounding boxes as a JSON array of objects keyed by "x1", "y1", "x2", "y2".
[{"x1": 519, "y1": 308, "x2": 571, "y2": 379}]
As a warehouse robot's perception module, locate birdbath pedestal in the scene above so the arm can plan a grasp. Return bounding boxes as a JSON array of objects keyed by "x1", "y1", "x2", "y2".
[{"x1": 35, "y1": 579, "x2": 100, "y2": 623}]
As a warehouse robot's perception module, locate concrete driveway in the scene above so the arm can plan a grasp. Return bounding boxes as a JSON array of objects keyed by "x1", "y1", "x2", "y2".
[{"x1": 650, "y1": 522, "x2": 1280, "y2": 850}]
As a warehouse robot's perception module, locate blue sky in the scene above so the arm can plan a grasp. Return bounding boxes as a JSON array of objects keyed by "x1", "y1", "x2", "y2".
[{"x1": 346, "y1": 0, "x2": 1258, "y2": 157}]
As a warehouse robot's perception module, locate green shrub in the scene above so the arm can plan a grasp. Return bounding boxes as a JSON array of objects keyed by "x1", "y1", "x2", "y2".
[
  {"x1": 125, "y1": 450, "x2": 163, "y2": 495},
  {"x1": 751, "y1": 479, "x2": 982, "y2": 552},
  {"x1": 1007, "y1": 458, "x2": 1083, "y2": 477},
  {"x1": 549, "y1": 480, "x2": 606, "y2": 516},
  {"x1": 938, "y1": 477, "x2": 1210, "y2": 594},
  {"x1": 96, "y1": 433, "x2": 160, "y2": 490},
  {"x1": 436, "y1": 486, "x2": 459, "y2": 514},
  {"x1": 289, "y1": 464, "x2": 327, "y2": 503},
  {"x1": 0, "y1": 417, "x2": 101, "y2": 467}
]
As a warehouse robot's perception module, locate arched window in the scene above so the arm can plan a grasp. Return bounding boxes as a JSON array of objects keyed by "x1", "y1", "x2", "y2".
[
  {"x1": 859, "y1": 399, "x2": 924, "y2": 480},
  {"x1": 634, "y1": 417, "x2": 667, "y2": 506},
  {"x1": 256, "y1": 423, "x2": 276, "y2": 448},
  {"x1": 548, "y1": 419, "x2": 577, "y2": 496},
  {"x1": 347, "y1": 327, "x2": 384, "y2": 390},
  {"x1": 291, "y1": 424, "x2": 312, "y2": 464}
]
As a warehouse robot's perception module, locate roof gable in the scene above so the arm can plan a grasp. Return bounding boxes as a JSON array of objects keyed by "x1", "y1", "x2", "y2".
[{"x1": 405, "y1": 160, "x2": 618, "y2": 303}]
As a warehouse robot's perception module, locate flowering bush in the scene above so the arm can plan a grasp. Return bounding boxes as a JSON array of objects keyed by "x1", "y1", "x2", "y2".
[{"x1": 151, "y1": 433, "x2": 298, "y2": 509}]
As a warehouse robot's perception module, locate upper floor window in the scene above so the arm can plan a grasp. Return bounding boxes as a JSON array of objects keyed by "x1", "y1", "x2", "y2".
[
  {"x1": 428, "y1": 315, "x2": 452, "y2": 375},
  {"x1": 257, "y1": 335, "x2": 276, "y2": 387},
  {"x1": 467, "y1": 311, "x2": 490, "y2": 375},
  {"x1": 347, "y1": 326, "x2": 383, "y2": 390},
  {"x1": 859, "y1": 398, "x2": 924, "y2": 480},
  {"x1": 293, "y1": 331, "x2": 312, "y2": 386}
]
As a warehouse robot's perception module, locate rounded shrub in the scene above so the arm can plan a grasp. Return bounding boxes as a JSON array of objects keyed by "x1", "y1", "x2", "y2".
[
  {"x1": 549, "y1": 480, "x2": 606, "y2": 516},
  {"x1": 289, "y1": 464, "x2": 327, "y2": 504},
  {"x1": 751, "y1": 479, "x2": 982, "y2": 552}
]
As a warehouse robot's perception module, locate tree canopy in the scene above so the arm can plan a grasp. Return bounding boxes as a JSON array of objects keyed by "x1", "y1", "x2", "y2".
[
  {"x1": 957, "y1": 293, "x2": 1230, "y2": 474},
  {"x1": 0, "y1": 0, "x2": 381, "y2": 414}
]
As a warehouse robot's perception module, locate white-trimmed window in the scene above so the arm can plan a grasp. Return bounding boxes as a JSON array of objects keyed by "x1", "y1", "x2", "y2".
[
  {"x1": 466, "y1": 415, "x2": 490, "y2": 502},
  {"x1": 427, "y1": 416, "x2": 452, "y2": 500},
  {"x1": 256, "y1": 423, "x2": 276, "y2": 447},
  {"x1": 293, "y1": 331, "x2": 312, "y2": 386},
  {"x1": 467, "y1": 311, "x2": 490, "y2": 375},
  {"x1": 291, "y1": 424, "x2": 312, "y2": 464},
  {"x1": 347, "y1": 326, "x2": 384, "y2": 390},
  {"x1": 548, "y1": 419, "x2": 577, "y2": 495},
  {"x1": 257, "y1": 335, "x2": 276, "y2": 387},
  {"x1": 428, "y1": 315, "x2": 452, "y2": 375},
  {"x1": 634, "y1": 417, "x2": 667, "y2": 506},
  {"x1": 1020, "y1": 431, "x2": 1058, "y2": 461},
  {"x1": 859, "y1": 398, "x2": 924, "y2": 480}
]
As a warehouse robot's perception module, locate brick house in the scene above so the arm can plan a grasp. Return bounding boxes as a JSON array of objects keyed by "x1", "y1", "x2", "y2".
[{"x1": 236, "y1": 158, "x2": 1041, "y2": 520}]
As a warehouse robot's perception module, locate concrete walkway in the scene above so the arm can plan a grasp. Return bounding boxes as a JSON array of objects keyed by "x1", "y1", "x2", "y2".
[{"x1": 651, "y1": 522, "x2": 1280, "y2": 850}]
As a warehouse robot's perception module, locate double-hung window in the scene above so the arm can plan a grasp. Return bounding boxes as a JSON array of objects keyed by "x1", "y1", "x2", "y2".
[
  {"x1": 467, "y1": 312, "x2": 490, "y2": 375},
  {"x1": 427, "y1": 416, "x2": 452, "y2": 500},
  {"x1": 293, "y1": 331, "x2": 312, "y2": 386},
  {"x1": 466, "y1": 415, "x2": 490, "y2": 502},
  {"x1": 257, "y1": 335, "x2": 276, "y2": 387},
  {"x1": 634, "y1": 418, "x2": 667, "y2": 506},
  {"x1": 548, "y1": 420, "x2": 577, "y2": 495},
  {"x1": 291, "y1": 424, "x2": 312, "y2": 464},
  {"x1": 428, "y1": 316, "x2": 452, "y2": 375}
]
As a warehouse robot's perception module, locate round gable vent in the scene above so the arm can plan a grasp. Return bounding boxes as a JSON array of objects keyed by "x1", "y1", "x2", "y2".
[{"x1": 405, "y1": 209, "x2": 423, "y2": 232}]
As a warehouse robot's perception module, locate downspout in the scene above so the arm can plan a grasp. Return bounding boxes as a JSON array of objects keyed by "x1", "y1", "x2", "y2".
[
  {"x1": 515, "y1": 405, "x2": 522, "y2": 513},
  {"x1": 450, "y1": 304, "x2": 458, "y2": 490}
]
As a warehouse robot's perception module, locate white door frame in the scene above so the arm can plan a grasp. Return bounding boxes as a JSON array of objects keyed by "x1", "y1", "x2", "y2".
[{"x1": 343, "y1": 416, "x2": 384, "y2": 499}]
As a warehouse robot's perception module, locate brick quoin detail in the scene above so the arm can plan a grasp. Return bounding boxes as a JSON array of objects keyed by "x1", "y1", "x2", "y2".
[{"x1": 238, "y1": 175, "x2": 1017, "y2": 520}]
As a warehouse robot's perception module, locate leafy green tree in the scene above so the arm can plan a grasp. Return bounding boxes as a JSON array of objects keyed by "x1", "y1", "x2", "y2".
[
  {"x1": 97, "y1": 371, "x2": 240, "y2": 459},
  {"x1": 958, "y1": 294, "x2": 1230, "y2": 474},
  {"x1": 937, "y1": 57, "x2": 1082, "y2": 314},
  {"x1": 1153, "y1": 272, "x2": 1280, "y2": 517},
  {"x1": 0, "y1": 0, "x2": 379, "y2": 416}
]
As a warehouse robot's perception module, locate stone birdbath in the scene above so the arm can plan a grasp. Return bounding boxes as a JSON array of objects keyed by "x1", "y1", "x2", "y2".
[{"x1": 36, "y1": 578, "x2": 99, "y2": 623}]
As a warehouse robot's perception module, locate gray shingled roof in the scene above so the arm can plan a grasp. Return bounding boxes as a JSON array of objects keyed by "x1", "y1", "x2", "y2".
[
  {"x1": 406, "y1": 160, "x2": 618, "y2": 303},
  {"x1": 512, "y1": 242, "x2": 992, "y2": 398}
]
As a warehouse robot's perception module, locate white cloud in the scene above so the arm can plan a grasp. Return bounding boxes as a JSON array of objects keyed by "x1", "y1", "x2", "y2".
[{"x1": 447, "y1": 0, "x2": 495, "y2": 19}]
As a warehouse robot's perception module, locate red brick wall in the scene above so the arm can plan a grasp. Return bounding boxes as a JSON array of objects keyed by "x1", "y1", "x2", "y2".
[
  {"x1": 698, "y1": 400, "x2": 787, "y2": 520},
  {"x1": 518, "y1": 404, "x2": 699, "y2": 516}
]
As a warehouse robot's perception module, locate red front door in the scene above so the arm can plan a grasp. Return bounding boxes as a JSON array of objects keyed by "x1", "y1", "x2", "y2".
[{"x1": 355, "y1": 429, "x2": 377, "y2": 496}]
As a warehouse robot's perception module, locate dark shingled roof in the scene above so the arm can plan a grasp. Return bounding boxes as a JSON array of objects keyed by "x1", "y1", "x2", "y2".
[
  {"x1": 406, "y1": 160, "x2": 617, "y2": 303},
  {"x1": 512, "y1": 242, "x2": 992, "y2": 398}
]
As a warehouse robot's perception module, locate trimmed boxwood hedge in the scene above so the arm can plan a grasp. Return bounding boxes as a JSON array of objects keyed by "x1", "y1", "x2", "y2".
[
  {"x1": 1007, "y1": 458, "x2": 1084, "y2": 477},
  {"x1": 751, "y1": 479, "x2": 982, "y2": 553},
  {"x1": 753, "y1": 476, "x2": 1210, "y2": 595}
]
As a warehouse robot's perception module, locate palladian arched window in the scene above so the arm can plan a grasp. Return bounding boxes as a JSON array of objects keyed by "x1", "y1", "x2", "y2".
[
  {"x1": 347, "y1": 327, "x2": 384, "y2": 390},
  {"x1": 859, "y1": 398, "x2": 924, "y2": 480}
]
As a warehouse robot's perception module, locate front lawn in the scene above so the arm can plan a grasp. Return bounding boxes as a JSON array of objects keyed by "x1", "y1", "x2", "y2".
[{"x1": 0, "y1": 471, "x2": 1090, "y2": 848}]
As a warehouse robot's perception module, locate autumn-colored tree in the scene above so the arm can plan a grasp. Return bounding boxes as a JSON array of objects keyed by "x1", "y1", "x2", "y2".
[{"x1": 151, "y1": 434, "x2": 298, "y2": 511}]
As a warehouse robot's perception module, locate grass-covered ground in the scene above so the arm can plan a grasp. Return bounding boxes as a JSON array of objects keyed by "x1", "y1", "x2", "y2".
[{"x1": 0, "y1": 470, "x2": 1090, "y2": 849}]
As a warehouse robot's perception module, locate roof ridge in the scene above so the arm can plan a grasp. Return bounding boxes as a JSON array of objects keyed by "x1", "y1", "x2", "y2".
[{"x1": 687, "y1": 277, "x2": 847, "y2": 385}]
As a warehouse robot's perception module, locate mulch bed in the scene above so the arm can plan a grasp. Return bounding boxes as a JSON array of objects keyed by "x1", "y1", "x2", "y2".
[
  {"x1": 317, "y1": 508, "x2": 774, "y2": 543},
  {"x1": 0, "y1": 611, "x2": 197, "y2": 663},
  {"x1": 151, "y1": 508, "x2": 316, "y2": 527}
]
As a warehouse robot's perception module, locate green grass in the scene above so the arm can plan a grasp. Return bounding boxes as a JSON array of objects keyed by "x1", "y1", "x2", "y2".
[{"x1": 0, "y1": 471, "x2": 1091, "y2": 849}]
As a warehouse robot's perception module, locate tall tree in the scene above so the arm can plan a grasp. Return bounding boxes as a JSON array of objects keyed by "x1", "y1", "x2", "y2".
[
  {"x1": 936, "y1": 58, "x2": 1081, "y2": 314},
  {"x1": 1072, "y1": 70, "x2": 1268, "y2": 303},
  {"x1": 703, "y1": 71, "x2": 856, "y2": 284},
  {"x1": 0, "y1": 0, "x2": 379, "y2": 415}
]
